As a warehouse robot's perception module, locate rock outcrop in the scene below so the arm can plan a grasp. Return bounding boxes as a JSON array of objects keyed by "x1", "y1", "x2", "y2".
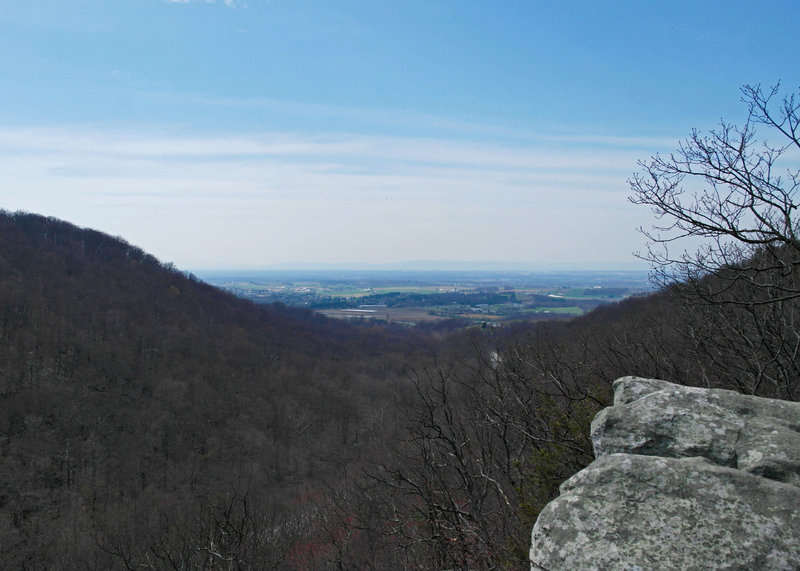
[{"x1": 530, "y1": 377, "x2": 800, "y2": 570}]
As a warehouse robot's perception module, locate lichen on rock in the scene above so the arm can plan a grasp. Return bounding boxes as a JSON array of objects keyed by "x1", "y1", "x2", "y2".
[{"x1": 530, "y1": 377, "x2": 800, "y2": 570}]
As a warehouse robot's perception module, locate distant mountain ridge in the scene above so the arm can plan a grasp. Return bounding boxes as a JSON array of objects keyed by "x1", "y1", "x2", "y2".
[{"x1": 249, "y1": 259, "x2": 649, "y2": 272}]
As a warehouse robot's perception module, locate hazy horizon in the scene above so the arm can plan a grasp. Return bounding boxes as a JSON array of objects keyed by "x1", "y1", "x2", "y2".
[
  {"x1": 2, "y1": 1, "x2": 797, "y2": 269},
  {"x1": 190, "y1": 259, "x2": 651, "y2": 274}
]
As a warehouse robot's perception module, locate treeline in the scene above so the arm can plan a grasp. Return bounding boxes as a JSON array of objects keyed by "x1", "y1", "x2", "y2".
[{"x1": 309, "y1": 290, "x2": 516, "y2": 310}]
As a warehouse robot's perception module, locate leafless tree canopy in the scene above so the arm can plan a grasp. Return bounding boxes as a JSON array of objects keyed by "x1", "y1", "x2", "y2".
[{"x1": 630, "y1": 83, "x2": 800, "y2": 304}]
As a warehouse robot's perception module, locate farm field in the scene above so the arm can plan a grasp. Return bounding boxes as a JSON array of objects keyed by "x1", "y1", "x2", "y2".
[
  {"x1": 199, "y1": 269, "x2": 652, "y2": 326},
  {"x1": 317, "y1": 306, "x2": 449, "y2": 324}
]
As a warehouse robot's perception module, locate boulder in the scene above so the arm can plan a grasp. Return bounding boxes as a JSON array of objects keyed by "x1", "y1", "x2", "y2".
[
  {"x1": 593, "y1": 376, "x2": 800, "y2": 486},
  {"x1": 530, "y1": 377, "x2": 800, "y2": 570}
]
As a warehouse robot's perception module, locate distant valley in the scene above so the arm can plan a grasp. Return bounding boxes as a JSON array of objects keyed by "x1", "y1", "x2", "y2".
[
  {"x1": 199, "y1": 269, "x2": 653, "y2": 325},
  {"x1": 4, "y1": 210, "x2": 794, "y2": 569}
]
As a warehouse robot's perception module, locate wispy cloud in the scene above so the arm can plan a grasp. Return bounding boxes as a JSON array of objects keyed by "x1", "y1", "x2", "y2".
[
  {"x1": 166, "y1": 0, "x2": 240, "y2": 7},
  {"x1": 0, "y1": 125, "x2": 657, "y2": 268},
  {"x1": 134, "y1": 89, "x2": 684, "y2": 151},
  {"x1": 0, "y1": 126, "x2": 664, "y2": 171}
]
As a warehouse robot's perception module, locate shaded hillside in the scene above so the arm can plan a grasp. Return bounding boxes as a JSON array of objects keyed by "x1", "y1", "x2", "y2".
[
  {"x1": 4, "y1": 210, "x2": 798, "y2": 569},
  {"x1": 0, "y1": 211, "x2": 430, "y2": 569}
]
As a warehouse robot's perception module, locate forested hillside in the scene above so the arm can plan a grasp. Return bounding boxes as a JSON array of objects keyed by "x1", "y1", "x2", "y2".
[
  {"x1": 0, "y1": 211, "x2": 439, "y2": 569},
  {"x1": 4, "y1": 210, "x2": 797, "y2": 569}
]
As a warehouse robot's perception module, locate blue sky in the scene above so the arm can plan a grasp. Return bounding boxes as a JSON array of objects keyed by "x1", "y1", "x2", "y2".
[{"x1": 1, "y1": 0, "x2": 798, "y2": 270}]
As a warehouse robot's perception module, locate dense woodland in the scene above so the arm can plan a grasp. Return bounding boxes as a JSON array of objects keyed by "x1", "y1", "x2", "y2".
[
  {"x1": 1, "y1": 211, "x2": 797, "y2": 570},
  {"x1": 3, "y1": 84, "x2": 799, "y2": 569},
  {"x1": 0, "y1": 211, "x2": 438, "y2": 569}
]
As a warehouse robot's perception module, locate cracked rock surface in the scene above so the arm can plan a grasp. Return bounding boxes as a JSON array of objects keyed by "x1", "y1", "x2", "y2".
[{"x1": 530, "y1": 377, "x2": 800, "y2": 570}]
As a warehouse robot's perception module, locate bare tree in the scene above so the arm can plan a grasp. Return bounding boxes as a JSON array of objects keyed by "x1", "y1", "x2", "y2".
[
  {"x1": 629, "y1": 83, "x2": 800, "y2": 400},
  {"x1": 629, "y1": 82, "x2": 800, "y2": 304},
  {"x1": 353, "y1": 330, "x2": 607, "y2": 569}
]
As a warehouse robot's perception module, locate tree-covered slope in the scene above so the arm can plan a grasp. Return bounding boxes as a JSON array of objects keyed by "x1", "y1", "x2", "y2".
[
  {"x1": 4, "y1": 197, "x2": 798, "y2": 569},
  {"x1": 0, "y1": 211, "x2": 426, "y2": 569}
]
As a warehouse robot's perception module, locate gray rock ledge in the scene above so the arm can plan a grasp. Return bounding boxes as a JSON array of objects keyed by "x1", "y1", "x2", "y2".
[{"x1": 530, "y1": 377, "x2": 800, "y2": 570}]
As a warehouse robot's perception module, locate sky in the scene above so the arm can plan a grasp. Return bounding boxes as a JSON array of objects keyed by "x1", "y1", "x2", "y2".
[{"x1": 1, "y1": 0, "x2": 798, "y2": 271}]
